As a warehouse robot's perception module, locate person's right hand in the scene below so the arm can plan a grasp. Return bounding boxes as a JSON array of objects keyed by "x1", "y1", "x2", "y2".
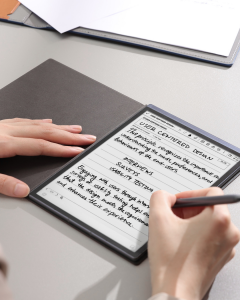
[
  {"x1": 148, "y1": 187, "x2": 240, "y2": 300},
  {"x1": 0, "y1": 118, "x2": 96, "y2": 198}
]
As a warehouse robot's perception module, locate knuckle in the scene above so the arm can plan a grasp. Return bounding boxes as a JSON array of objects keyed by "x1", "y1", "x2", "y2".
[
  {"x1": 0, "y1": 134, "x2": 11, "y2": 142},
  {"x1": 214, "y1": 211, "x2": 231, "y2": 229},
  {"x1": 32, "y1": 121, "x2": 42, "y2": 126},
  {"x1": 0, "y1": 135, "x2": 14, "y2": 158},
  {"x1": 150, "y1": 191, "x2": 161, "y2": 206},
  {"x1": 42, "y1": 127, "x2": 55, "y2": 135},
  {"x1": 151, "y1": 190, "x2": 167, "y2": 201},
  {"x1": 0, "y1": 175, "x2": 7, "y2": 192},
  {"x1": 0, "y1": 123, "x2": 11, "y2": 130},
  {"x1": 209, "y1": 187, "x2": 223, "y2": 195},
  {"x1": 66, "y1": 132, "x2": 78, "y2": 144},
  {"x1": 37, "y1": 139, "x2": 48, "y2": 152},
  {"x1": 230, "y1": 229, "x2": 240, "y2": 246},
  {"x1": 150, "y1": 190, "x2": 159, "y2": 202}
]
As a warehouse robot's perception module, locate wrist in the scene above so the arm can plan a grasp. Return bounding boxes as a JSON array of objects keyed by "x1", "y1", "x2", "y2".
[{"x1": 152, "y1": 276, "x2": 200, "y2": 300}]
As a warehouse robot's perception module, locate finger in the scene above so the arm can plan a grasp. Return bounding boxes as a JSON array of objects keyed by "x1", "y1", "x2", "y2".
[
  {"x1": 176, "y1": 187, "x2": 223, "y2": 200},
  {"x1": 3, "y1": 122, "x2": 83, "y2": 134},
  {"x1": 150, "y1": 190, "x2": 176, "y2": 217},
  {"x1": 206, "y1": 187, "x2": 224, "y2": 197},
  {"x1": 172, "y1": 206, "x2": 205, "y2": 219},
  {"x1": 211, "y1": 202, "x2": 230, "y2": 230},
  {"x1": 173, "y1": 187, "x2": 223, "y2": 219},
  {"x1": 0, "y1": 118, "x2": 52, "y2": 123},
  {"x1": 212, "y1": 209, "x2": 240, "y2": 244},
  {"x1": 5, "y1": 137, "x2": 85, "y2": 157},
  {"x1": 6, "y1": 126, "x2": 95, "y2": 145},
  {"x1": 0, "y1": 174, "x2": 30, "y2": 198}
]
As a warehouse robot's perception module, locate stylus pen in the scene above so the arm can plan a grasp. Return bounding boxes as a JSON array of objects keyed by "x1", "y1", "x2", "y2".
[{"x1": 173, "y1": 195, "x2": 240, "y2": 208}]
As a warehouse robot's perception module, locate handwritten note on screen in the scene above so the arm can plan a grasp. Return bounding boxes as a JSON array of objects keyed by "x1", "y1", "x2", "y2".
[{"x1": 37, "y1": 111, "x2": 238, "y2": 251}]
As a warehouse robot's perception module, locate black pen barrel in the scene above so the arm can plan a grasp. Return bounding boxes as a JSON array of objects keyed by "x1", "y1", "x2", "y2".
[{"x1": 173, "y1": 195, "x2": 240, "y2": 208}]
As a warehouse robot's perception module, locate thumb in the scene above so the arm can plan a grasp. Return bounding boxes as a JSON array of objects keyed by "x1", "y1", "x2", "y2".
[
  {"x1": 0, "y1": 174, "x2": 30, "y2": 198},
  {"x1": 150, "y1": 190, "x2": 176, "y2": 217}
]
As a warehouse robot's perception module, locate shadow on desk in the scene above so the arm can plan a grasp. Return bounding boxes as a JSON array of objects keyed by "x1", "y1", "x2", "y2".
[
  {"x1": 0, "y1": 195, "x2": 151, "y2": 300},
  {"x1": 0, "y1": 195, "x2": 211, "y2": 300},
  {"x1": 74, "y1": 262, "x2": 150, "y2": 300},
  {"x1": 74, "y1": 266, "x2": 211, "y2": 300}
]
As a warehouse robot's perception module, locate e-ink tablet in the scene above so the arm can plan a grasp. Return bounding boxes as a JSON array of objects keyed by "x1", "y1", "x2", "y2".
[{"x1": 29, "y1": 104, "x2": 240, "y2": 264}]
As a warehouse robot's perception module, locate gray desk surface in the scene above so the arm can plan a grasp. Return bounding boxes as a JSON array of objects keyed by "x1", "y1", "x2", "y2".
[{"x1": 1, "y1": 22, "x2": 240, "y2": 300}]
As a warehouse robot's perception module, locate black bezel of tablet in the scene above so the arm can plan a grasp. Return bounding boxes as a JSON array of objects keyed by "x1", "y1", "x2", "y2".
[{"x1": 29, "y1": 104, "x2": 240, "y2": 264}]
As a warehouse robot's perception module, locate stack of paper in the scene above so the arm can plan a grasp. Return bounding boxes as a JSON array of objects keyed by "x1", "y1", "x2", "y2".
[
  {"x1": 19, "y1": 0, "x2": 142, "y2": 33},
  {"x1": 20, "y1": 0, "x2": 240, "y2": 57}
]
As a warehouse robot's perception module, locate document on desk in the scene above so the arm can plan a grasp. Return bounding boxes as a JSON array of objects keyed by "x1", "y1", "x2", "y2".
[
  {"x1": 19, "y1": 0, "x2": 142, "y2": 34},
  {"x1": 86, "y1": 0, "x2": 240, "y2": 56}
]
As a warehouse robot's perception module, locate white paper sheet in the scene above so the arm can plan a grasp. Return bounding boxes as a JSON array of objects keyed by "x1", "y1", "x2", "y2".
[
  {"x1": 19, "y1": 0, "x2": 142, "y2": 34},
  {"x1": 86, "y1": 0, "x2": 240, "y2": 56}
]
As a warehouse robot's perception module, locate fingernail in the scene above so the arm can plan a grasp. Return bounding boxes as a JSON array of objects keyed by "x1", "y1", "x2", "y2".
[
  {"x1": 42, "y1": 119, "x2": 52, "y2": 123},
  {"x1": 70, "y1": 125, "x2": 82, "y2": 131},
  {"x1": 84, "y1": 135, "x2": 96, "y2": 141},
  {"x1": 14, "y1": 183, "x2": 30, "y2": 197},
  {"x1": 71, "y1": 147, "x2": 84, "y2": 152}
]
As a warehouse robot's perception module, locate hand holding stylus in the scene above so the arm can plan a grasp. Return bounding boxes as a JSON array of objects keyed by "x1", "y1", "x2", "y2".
[{"x1": 148, "y1": 187, "x2": 240, "y2": 300}]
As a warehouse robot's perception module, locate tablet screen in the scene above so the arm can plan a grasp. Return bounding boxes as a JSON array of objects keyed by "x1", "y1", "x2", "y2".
[{"x1": 36, "y1": 109, "x2": 240, "y2": 252}]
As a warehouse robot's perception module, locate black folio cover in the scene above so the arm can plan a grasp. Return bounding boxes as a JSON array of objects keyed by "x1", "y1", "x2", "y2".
[{"x1": 0, "y1": 59, "x2": 143, "y2": 190}]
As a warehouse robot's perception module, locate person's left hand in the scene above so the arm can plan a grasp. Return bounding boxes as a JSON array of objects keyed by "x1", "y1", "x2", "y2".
[{"x1": 0, "y1": 118, "x2": 96, "y2": 198}]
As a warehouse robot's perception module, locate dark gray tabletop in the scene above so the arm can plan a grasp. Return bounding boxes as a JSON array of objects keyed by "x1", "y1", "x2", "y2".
[{"x1": 0, "y1": 21, "x2": 240, "y2": 300}]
